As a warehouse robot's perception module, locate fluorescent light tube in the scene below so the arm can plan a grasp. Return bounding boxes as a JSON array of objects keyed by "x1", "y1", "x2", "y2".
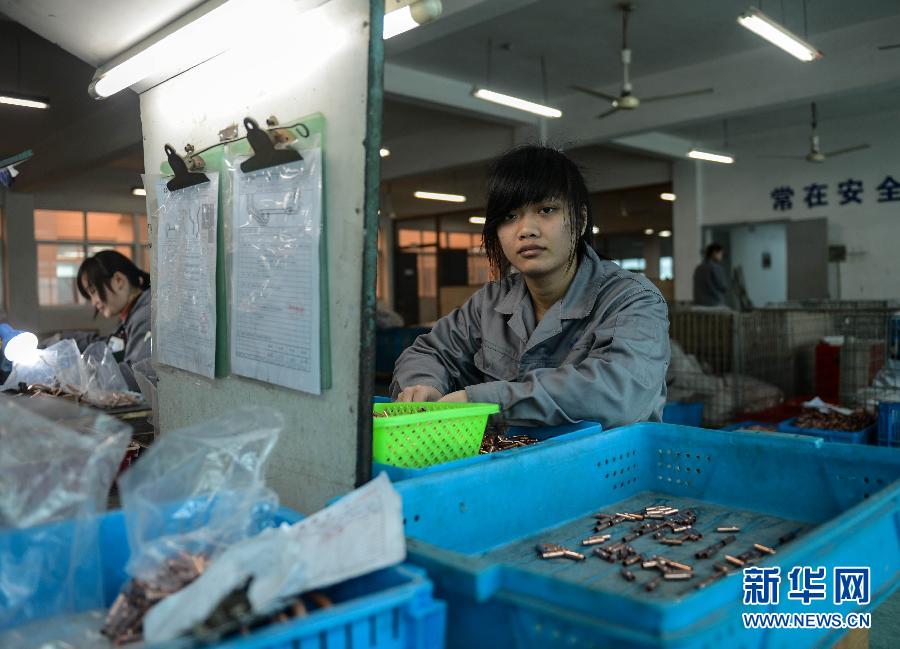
[
  {"x1": 644, "y1": 228, "x2": 655, "y2": 235},
  {"x1": 384, "y1": 0, "x2": 443, "y2": 40},
  {"x1": 472, "y1": 88, "x2": 562, "y2": 118},
  {"x1": 89, "y1": 0, "x2": 256, "y2": 99},
  {"x1": 738, "y1": 7, "x2": 822, "y2": 62},
  {"x1": 380, "y1": 147, "x2": 391, "y2": 158},
  {"x1": 132, "y1": 187, "x2": 147, "y2": 197},
  {"x1": 688, "y1": 149, "x2": 735, "y2": 164},
  {"x1": 469, "y1": 216, "x2": 486, "y2": 224},
  {"x1": 660, "y1": 192, "x2": 676, "y2": 202},
  {"x1": 415, "y1": 191, "x2": 466, "y2": 203},
  {"x1": 659, "y1": 230, "x2": 672, "y2": 238},
  {"x1": 0, "y1": 93, "x2": 49, "y2": 109}
]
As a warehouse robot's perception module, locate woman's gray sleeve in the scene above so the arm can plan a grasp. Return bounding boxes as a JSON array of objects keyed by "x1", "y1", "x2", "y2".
[
  {"x1": 389, "y1": 290, "x2": 484, "y2": 398},
  {"x1": 466, "y1": 290, "x2": 670, "y2": 428}
]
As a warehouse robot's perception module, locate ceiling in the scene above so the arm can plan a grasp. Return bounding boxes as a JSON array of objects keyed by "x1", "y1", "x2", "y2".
[
  {"x1": 3, "y1": 0, "x2": 900, "y2": 198},
  {"x1": 388, "y1": 0, "x2": 900, "y2": 104}
]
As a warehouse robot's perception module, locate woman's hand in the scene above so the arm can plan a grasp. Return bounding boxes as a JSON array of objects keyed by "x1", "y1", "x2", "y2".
[
  {"x1": 396, "y1": 384, "x2": 443, "y2": 402},
  {"x1": 438, "y1": 390, "x2": 469, "y2": 403}
]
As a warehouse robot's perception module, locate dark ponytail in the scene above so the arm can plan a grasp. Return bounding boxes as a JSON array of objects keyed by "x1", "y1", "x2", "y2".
[{"x1": 77, "y1": 250, "x2": 150, "y2": 302}]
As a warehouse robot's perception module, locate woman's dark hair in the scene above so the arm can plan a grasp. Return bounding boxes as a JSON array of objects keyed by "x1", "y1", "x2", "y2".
[
  {"x1": 77, "y1": 250, "x2": 150, "y2": 302},
  {"x1": 483, "y1": 145, "x2": 593, "y2": 278},
  {"x1": 705, "y1": 242, "x2": 725, "y2": 260}
]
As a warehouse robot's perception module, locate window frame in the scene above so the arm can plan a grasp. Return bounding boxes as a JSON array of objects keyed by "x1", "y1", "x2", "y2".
[{"x1": 34, "y1": 210, "x2": 149, "y2": 308}]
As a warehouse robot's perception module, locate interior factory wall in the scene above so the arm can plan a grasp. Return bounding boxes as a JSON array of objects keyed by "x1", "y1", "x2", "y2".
[
  {"x1": 726, "y1": 222, "x2": 788, "y2": 306},
  {"x1": 139, "y1": 0, "x2": 376, "y2": 512},
  {"x1": 695, "y1": 108, "x2": 900, "y2": 300}
]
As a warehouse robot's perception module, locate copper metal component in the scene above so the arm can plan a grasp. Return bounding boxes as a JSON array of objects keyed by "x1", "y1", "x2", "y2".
[
  {"x1": 716, "y1": 526, "x2": 740, "y2": 533},
  {"x1": 537, "y1": 543, "x2": 566, "y2": 559},
  {"x1": 645, "y1": 576, "x2": 662, "y2": 592},
  {"x1": 753, "y1": 543, "x2": 776, "y2": 555},
  {"x1": 563, "y1": 550, "x2": 586, "y2": 561},
  {"x1": 641, "y1": 560, "x2": 659, "y2": 569},
  {"x1": 695, "y1": 534, "x2": 736, "y2": 559},
  {"x1": 620, "y1": 567, "x2": 636, "y2": 582},
  {"x1": 582, "y1": 534, "x2": 611, "y2": 546},
  {"x1": 623, "y1": 554, "x2": 643, "y2": 566},
  {"x1": 664, "y1": 559, "x2": 693, "y2": 572},
  {"x1": 664, "y1": 572, "x2": 693, "y2": 581},
  {"x1": 660, "y1": 538, "x2": 683, "y2": 546},
  {"x1": 724, "y1": 555, "x2": 745, "y2": 567}
]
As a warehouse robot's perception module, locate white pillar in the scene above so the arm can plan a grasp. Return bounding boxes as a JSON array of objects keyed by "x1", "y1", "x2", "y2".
[{"x1": 672, "y1": 160, "x2": 703, "y2": 302}]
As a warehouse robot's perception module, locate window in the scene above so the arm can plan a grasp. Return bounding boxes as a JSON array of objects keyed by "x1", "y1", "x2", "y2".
[
  {"x1": 34, "y1": 210, "x2": 149, "y2": 306},
  {"x1": 660, "y1": 256, "x2": 674, "y2": 281},
  {"x1": 617, "y1": 258, "x2": 647, "y2": 273}
]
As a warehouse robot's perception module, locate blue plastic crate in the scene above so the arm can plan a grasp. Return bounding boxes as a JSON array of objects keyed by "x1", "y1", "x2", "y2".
[
  {"x1": 879, "y1": 402, "x2": 900, "y2": 447},
  {"x1": 376, "y1": 327, "x2": 431, "y2": 375},
  {"x1": 662, "y1": 402, "x2": 704, "y2": 427},
  {"x1": 396, "y1": 423, "x2": 900, "y2": 649},
  {"x1": 0, "y1": 506, "x2": 446, "y2": 649},
  {"x1": 777, "y1": 417, "x2": 875, "y2": 445}
]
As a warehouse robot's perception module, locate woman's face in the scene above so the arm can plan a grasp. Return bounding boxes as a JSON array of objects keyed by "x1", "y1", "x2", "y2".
[
  {"x1": 81, "y1": 272, "x2": 132, "y2": 318},
  {"x1": 497, "y1": 199, "x2": 577, "y2": 280}
]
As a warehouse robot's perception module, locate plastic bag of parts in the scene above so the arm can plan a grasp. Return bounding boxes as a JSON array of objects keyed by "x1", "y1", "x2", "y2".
[
  {"x1": 0, "y1": 396, "x2": 131, "y2": 630},
  {"x1": 82, "y1": 341, "x2": 130, "y2": 399},
  {"x1": 0, "y1": 339, "x2": 84, "y2": 392},
  {"x1": 130, "y1": 358, "x2": 159, "y2": 436},
  {"x1": 117, "y1": 407, "x2": 283, "y2": 581}
]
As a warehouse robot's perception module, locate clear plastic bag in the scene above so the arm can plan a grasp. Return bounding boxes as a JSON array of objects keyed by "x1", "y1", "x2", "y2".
[
  {"x1": 0, "y1": 339, "x2": 84, "y2": 392},
  {"x1": 117, "y1": 407, "x2": 283, "y2": 580},
  {"x1": 0, "y1": 396, "x2": 131, "y2": 629},
  {"x1": 82, "y1": 341, "x2": 130, "y2": 398}
]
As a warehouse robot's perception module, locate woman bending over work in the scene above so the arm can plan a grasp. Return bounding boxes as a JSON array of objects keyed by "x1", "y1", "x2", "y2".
[{"x1": 390, "y1": 145, "x2": 670, "y2": 429}]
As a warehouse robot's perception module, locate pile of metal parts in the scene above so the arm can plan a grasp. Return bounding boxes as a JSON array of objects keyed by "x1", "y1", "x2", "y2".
[
  {"x1": 794, "y1": 408, "x2": 876, "y2": 432},
  {"x1": 102, "y1": 552, "x2": 336, "y2": 646},
  {"x1": 19, "y1": 382, "x2": 143, "y2": 409},
  {"x1": 480, "y1": 433, "x2": 540, "y2": 454},
  {"x1": 102, "y1": 553, "x2": 209, "y2": 645},
  {"x1": 536, "y1": 504, "x2": 802, "y2": 592}
]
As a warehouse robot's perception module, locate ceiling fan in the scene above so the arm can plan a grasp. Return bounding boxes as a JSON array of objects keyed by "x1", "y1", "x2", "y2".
[
  {"x1": 768, "y1": 102, "x2": 869, "y2": 163},
  {"x1": 571, "y1": 2, "x2": 713, "y2": 119}
]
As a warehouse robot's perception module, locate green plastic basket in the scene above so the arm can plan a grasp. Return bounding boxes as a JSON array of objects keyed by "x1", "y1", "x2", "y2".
[{"x1": 372, "y1": 402, "x2": 500, "y2": 468}]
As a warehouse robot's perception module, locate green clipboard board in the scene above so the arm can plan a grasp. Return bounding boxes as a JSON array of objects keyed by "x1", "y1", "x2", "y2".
[{"x1": 159, "y1": 113, "x2": 331, "y2": 390}]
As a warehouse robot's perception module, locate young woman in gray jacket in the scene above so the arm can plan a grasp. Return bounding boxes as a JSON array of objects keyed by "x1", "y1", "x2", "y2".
[
  {"x1": 390, "y1": 145, "x2": 670, "y2": 429},
  {"x1": 76, "y1": 250, "x2": 151, "y2": 390}
]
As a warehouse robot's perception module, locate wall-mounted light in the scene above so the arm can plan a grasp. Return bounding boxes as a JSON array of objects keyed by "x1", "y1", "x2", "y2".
[
  {"x1": 131, "y1": 187, "x2": 147, "y2": 197},
  {"x1": 471, "y1": 88, "x2": 562, "y2": 118},
  {"x1": 469, "y1": 216, "x2": 486, "y2": 224},
  {"x1": 380, "y1": 147, "x2": 391, "y2": 158},
  {"x1": 591, "y1": 226, "x2": 600, "y2": 235},
  {"x1": 660, "y1": 192, "x2": 677, "y2": 202},
  {"x1": 738, "y1": 7, "x2": 822, "y2": 62},
  {"x1": 384, "y1": 0, "x2": 443, "y2": 40},
  {"x1": 644, "y1": 228, "x2": 655, "y2": 235},
  {"x1": 658, "y1": 230, "x2": 672, "y2": 238},
  {"x1": 687, "y1": 149, "x2": 735, "y2": 164},
  {"x1": 0, "y1": 92, "x2": 49, "y2": 110},
  {"x1": 414, "y1": 191, "x2": 466, "y2": 203}
]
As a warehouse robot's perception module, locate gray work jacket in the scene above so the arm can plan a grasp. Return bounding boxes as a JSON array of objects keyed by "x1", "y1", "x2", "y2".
[{"x1": 390, "y1": 247, "x2": 671, "y2": 428}]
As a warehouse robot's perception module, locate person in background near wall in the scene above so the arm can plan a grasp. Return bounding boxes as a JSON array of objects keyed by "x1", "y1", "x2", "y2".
[
  {"x1": 389, "y1": 144, "x2": 671, "y2": 430},
  {"x1": 693, "y1": 243, "x2": 730, "y2": 307},
  {"x1": 75, "y1": 250, "x2": 151, "y2": 390}
]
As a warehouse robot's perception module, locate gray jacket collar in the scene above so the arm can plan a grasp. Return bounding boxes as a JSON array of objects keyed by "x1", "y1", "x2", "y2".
[{"x1": 494, "y1": 247, "x2": 607, "y2": 347}]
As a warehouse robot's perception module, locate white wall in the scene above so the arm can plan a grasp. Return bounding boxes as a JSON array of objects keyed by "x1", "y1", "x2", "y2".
[
  {"x1": 727, "y1": 222, "x2": 787, "y2": 306},
  {"x1": 677, "y1": 108, "x2": 900, "y2": 300},
  {"x1": 140, "y1": 0, "x2": 376, "y2": 512}
]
